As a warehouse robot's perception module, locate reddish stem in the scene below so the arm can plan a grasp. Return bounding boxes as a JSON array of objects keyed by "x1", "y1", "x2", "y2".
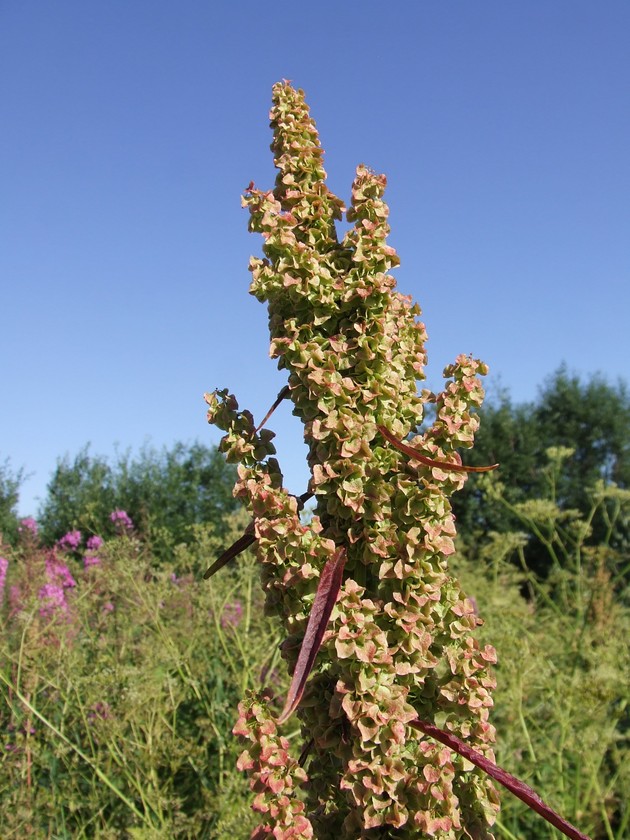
[
  {"x1": 378, "y1": 425, "x2": 499, "y2": 473},
  {"x1": 409, "y1": 718, "x2": 591, "y2": 840}
]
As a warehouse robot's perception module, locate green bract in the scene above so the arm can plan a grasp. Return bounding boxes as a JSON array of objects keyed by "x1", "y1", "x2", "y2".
[{"x1": 207, "y1": 82, "x2": 499, "y2": 839}]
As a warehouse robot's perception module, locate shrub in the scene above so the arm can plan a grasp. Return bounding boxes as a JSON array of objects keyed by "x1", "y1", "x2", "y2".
[{"x1": 37, "y1": 441, "x2": 240, "y2": 560}]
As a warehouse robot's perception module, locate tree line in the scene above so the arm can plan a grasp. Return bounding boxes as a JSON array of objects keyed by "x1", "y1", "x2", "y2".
[{"x1": 2, "y1": 365, "x2": 629, "y2": 572}]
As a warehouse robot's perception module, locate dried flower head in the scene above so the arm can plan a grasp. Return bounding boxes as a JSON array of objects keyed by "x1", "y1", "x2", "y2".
[{"x1": 207, "y1": 82, "x2": 500, "y2": 839}]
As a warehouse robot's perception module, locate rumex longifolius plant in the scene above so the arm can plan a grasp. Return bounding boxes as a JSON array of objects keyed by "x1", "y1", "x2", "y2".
[{"x1": 205, "y1": 82, "x2": 587, "y2": 840}]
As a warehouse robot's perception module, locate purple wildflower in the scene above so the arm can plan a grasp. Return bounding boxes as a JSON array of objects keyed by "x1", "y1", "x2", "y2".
[
  {"x1": 110, "y1": 510, "x2": 133, "y2": 532},
  {"x1": 102, "y1": 601, "x2": 114, "y2": 613},
  {"x1": 84, "y1": 554, "x2": 101, "y2": 569},
  {"x1": 38, "y1": 583, "x2": 68, "y2": 619},
  {"x1": 221, "y1": 600, "x2": 243, "y2": 629},
  {"x1": 0, "y1": 557, "x2": 8, "y2": 603},
  {"x1": 58, "y1": 530, "x2": 82, "y2": 551},
  {"x1": 46, "y1": 555, "x2": 76, "y2": 589},
  {"x1": 18, "y1": 517, "x2": 38, "y2": 538},
  {"x1": 87, "y1": 701, "x2": 110, "y2": 723},
  {"x1": 86, "y1": 535, "x2": 103, "y2": 551}
]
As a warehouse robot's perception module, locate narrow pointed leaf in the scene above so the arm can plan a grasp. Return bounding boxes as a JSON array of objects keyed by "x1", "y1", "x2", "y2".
[
  {"x1": 255, "y1": 385, "x2": 291, "y2": 433},
  {"x1": 409, "y1": 718, "x2": 591, "y2": 840},
  {"x1": 203, "y1": 524, "x2": 255, "y2": 579},
  {"x1": 297, "y1": 490, "x2": 314, "y2": 508},
  {"x1": 202, "y1": 492, "x2": 313, "y2": 580},
  {"x1": 298, "y1": 737, "x2": 314, "y2": 768},
  {"x1": 378, "y1": 425, "x2": 499, "y2": 473},
  {"x1": 277, "y1": 547, "x2": 346, "y2": 724}
]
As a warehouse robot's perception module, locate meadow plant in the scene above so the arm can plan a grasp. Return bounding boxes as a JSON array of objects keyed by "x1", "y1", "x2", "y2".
[
  {"x1": 205, "y1": 81, "x2": 510, "y2": 839},
  {"x1": 204, "y1": 81, "x2": 601, "y2": 840},
  {"x1": 221, "y1": 600, "x2": 244, "y2": 629},
  {"x1": 57, "y1": 529, "x2": 82, "y2": 551},
  {"x1": 110, "y1": 508, "x2": 134, "y2": 532},
  {"x1": 86, "y1": 534, "x2": 104, "y2": 551},
  {"x1": 453, "y1": 453, "x2": 630, "y2": 839},
  {"x1": 0, "y1": 556, "x2": 8, "y2": 603},
  {"x1": 0, "y1": 509, "x2": 279, "y2": 837},
  {"x1": 18, "y1": 517, "x2": 38, "y2": 539}
]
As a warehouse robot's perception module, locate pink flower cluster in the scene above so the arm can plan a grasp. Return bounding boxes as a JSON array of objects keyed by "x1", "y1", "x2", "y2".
[
  {"x1": 110, "y1": 510, "x2": 133, "y2": 532},
  {"x1": 57, "y1": 530, "x2": 82, "y2": 551},
  {"x1": 38, "y1": 553, "x2": 76, "y2": 619},
  {"x1": 38, "y1": 583, "x2": 70, "y2": 619},
  {"x1": 84, "y1": 534, "x2": 104, "y2": 568},
  {"x1": 0, "y1": 557, "x2": 8, "y2": 603}
]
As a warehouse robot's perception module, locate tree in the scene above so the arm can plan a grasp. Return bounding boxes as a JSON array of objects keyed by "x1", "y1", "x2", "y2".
[
  {"x1": 0, "y1": 458, "x2": 24, "y2": 545},
  {"x1": 452, "y1": 366, "x2": 630, "y2": 576},
  {"x1": 535, "y1": 365, "x2": 630, "y2": 505},
  {"x1": 38, "y1": 441, "x2": 240, "y2": 556}
]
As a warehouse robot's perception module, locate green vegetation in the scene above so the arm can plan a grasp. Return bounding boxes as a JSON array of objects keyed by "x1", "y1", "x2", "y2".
[
  {"x1": 2, "y1": 76, "x2": 629, "y2": 837},
  {"x1": 36, "y1": 441, "x2": 240, "y2": 561},
  {"x1": 0, "y1": 458, "x2": 24, "y2": 545},
  {"x1": 454, "y1": 449, "x2": 630, "y2": 839},
  {"x1": 1, "y1": 435, "x2": 628, "y2": 837},
  {"x1": 0, "y1": 509, "x2": 282, "y2": 838},
  {"x1": 453, "y1": 367, "x2": 630, "y2": 579}
]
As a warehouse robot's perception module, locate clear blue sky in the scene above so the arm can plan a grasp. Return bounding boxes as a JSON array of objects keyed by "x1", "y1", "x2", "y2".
[{"x1": 2, "y1": 2, "x2": 629, "y2": 517}]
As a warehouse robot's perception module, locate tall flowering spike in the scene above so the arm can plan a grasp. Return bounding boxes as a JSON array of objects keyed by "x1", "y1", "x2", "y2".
[
  {"x1": 209, "y1": 83, "x2": 500, "y2": 838},
  {"x1": 234, "y1": 691, "x2": 313, "y2": 840}
]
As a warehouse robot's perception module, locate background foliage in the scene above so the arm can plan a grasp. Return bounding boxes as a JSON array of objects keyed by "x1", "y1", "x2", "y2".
[
  {"x1": 1, "y1": 370, "x2": 629, "y2": 837},
  {"x1": 33, "y1": 442, "x2": 240, "y2": 561},
  {"x1": 453, "y1": 367, "x2": 630, "y2": 579},
  {"x1": 0, "y1": 509, "x2": 283, "y2": 838}
]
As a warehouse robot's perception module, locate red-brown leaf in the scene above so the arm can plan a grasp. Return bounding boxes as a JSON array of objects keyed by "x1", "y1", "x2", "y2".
[
  {"x1": 202, "y1": 491, "x2": 313, "y2": 580},
  {"x1": 255, "y1": 385, "x2": 291, "y2": 433},
  {"x1": 409, "y1": 718, "x2": 591, "y2": 840},
  {"x1": 378, "y1": 425, "x2": 499, "y2": 474},
  {"x1": 202, "y1": 524, "x2": 255, "y2": 579},
  {"x1": 277, "y1": 547, "x2": 346, "y2": 724}
]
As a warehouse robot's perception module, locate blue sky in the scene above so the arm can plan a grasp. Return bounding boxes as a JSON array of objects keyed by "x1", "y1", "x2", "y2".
[{"x1": 2, "y1": 2, "x2": 629, "y2": 517}]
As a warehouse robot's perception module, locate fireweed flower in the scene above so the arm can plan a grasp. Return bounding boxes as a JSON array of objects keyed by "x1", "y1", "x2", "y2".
[
  {"x1": 110, "y1": 510, "x2": 133, "y2": 532},
  {"x1": 57, "y1": 530, "x2": 82, "y2": 551},
  {"x1": 38, "y1": 583, "x2": 68, "y2": 619},
  {"x1": 83, "y1": 535, "x2": 104, "y2": 568},
  {"x1": 0, "y1": 557, "x2": 8, "y2": 604},
  {"x1": 9, "y1": 585, "x2": 22, "y2": 615},
  {"x1": 87, "y1": 535, "x2": 103, "y2": 551},
  {"x1": 38, "y1": 554, "x2": 76, "y2": 621},
  {"x1": 18, "y1": 517, "x2": 38, "y2": 539},
  {"x1": 45, "y1": 554, "x2": 77, "y2": 590}
]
